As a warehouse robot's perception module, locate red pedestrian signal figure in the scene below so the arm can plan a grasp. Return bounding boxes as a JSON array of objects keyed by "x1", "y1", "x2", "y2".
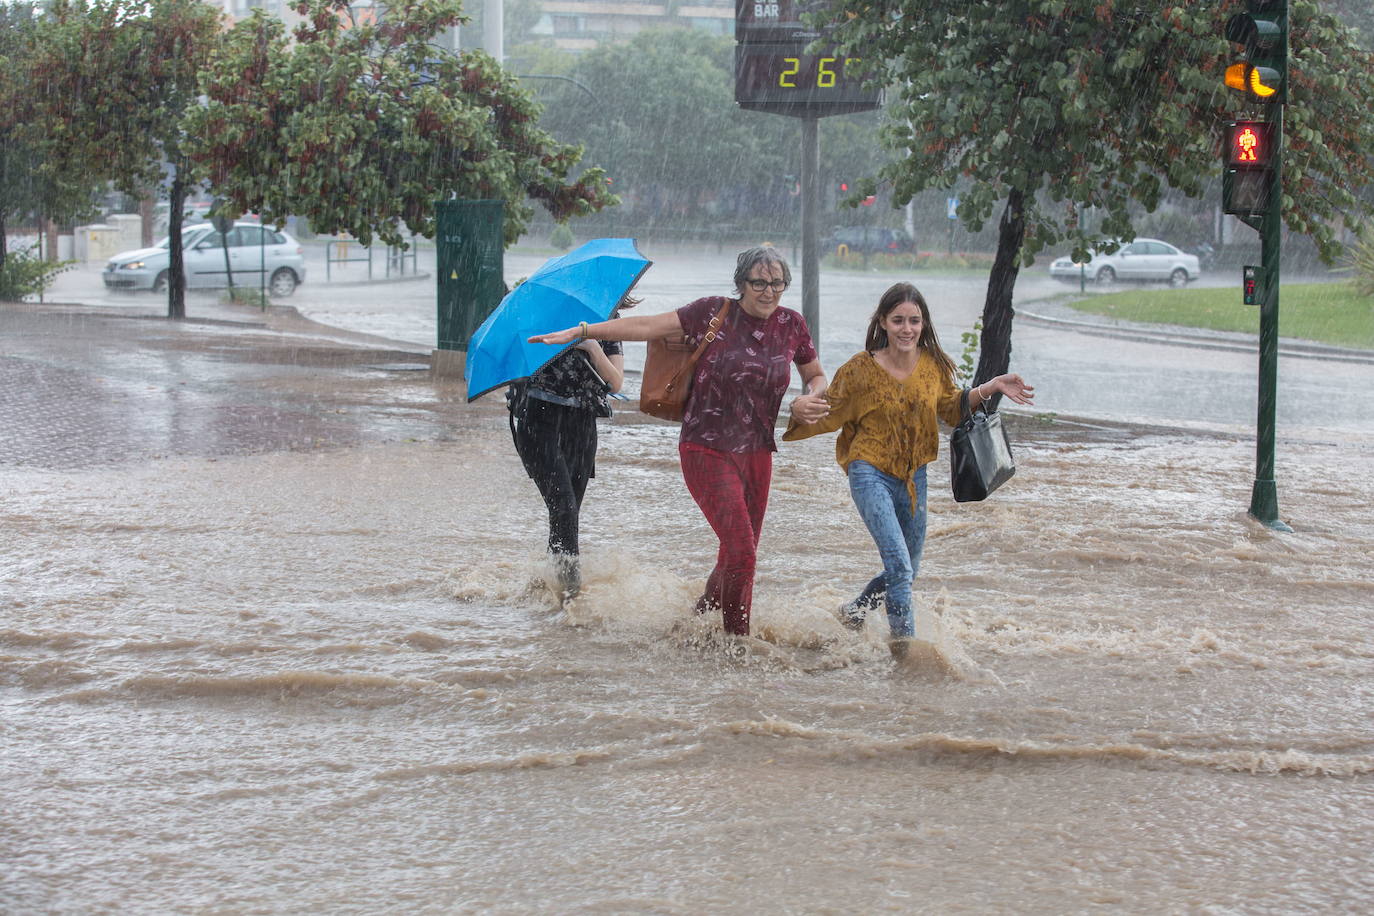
[
  {"x1": 1236, "y1": 126, "x2": 1260, "y2": 162},
  {"x1": 1226, "y1": 120, "x2": 1274, "y2": 169}
]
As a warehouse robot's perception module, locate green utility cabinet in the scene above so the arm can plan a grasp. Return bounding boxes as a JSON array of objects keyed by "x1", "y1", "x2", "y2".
[{"x1": 435, "y1": 200, "x2": 505, "y2": 352}]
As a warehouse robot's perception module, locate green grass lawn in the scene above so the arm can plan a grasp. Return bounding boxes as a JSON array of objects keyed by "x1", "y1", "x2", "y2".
[{"x1": 1062, "y1": 282, "x2": 1374, "y2": 349}]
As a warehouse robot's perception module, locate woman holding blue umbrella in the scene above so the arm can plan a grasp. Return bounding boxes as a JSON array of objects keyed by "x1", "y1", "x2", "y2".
[
  {"x1": 529, "y1": 247, "x2": 831, "y2": 637},
  {"x1": 510, "y1": 296, "x2": 637, "y2": 604},
  {"x1": 467, "y1": 239, "x2": 652, "y2": 605}
]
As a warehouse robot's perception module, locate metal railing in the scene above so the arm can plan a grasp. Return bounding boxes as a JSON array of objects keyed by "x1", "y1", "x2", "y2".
[
  {"x1": 325, "y1": 236, "x2": 420, "y2": 281},
  {"x1": 325, "y1": 239, "x2": 372, "y2": 282}
]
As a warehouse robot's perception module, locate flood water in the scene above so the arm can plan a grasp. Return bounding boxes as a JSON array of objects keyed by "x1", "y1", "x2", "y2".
[{"x1": 5, "y1": 378, "x2": 1373, "y2": 910}]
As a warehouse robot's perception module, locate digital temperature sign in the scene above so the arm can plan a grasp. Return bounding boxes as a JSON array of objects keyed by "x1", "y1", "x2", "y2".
[
  {"x1": 734, "y1": 44, "x2": 879, "y2": 116},
  {"x1": 734, "y1": 0, "x2": 879, "y2": 118}
]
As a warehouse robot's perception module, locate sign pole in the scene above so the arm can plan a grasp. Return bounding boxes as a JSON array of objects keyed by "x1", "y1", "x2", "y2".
[
  {"x1": 734, "y1": 0, "x2": 880, "y2": 342},
  {"x1": 800, "y1": 115, "x2": 820, "y2": 337}
]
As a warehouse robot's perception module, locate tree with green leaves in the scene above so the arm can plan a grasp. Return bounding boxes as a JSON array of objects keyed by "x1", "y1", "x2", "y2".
[
  {"x1": 525, "y1": 28, "x2": 893, "y2": 234},
  {"x1": 0, "y1": 2, "x2": 102, "y2": 281},
  {"x1": 819, "y1": 1, "x2": 1374, "y2": 390},
  {"x1": 29, "y1": 0, "x2": 224, "y2": 317},
  {"x1": 533, "y1": 29, "x2": 782, "y2": 223},
  {"x1": 186, "y1": 0, "x2": 615, "y2": 250}
]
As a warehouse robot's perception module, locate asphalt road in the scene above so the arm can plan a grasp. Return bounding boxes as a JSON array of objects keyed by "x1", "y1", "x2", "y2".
[{"x1": 35, "y1": 239, "x2": 1374, "y2": 441}]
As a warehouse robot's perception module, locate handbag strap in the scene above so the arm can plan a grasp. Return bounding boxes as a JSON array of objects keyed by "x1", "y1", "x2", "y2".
[
  {"x1": 686, "y1": 298, "x2": 732, "y2": 363},
  {"x1": 959, "y1": 386, "x2": 989, "y2": 423}
]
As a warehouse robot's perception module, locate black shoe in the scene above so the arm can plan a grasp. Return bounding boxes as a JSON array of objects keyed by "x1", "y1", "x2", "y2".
[{"x1": 837, "y1": 601, "x2": 866, "y2": 631}]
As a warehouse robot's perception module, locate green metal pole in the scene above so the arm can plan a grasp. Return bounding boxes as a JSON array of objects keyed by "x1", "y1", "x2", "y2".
[{"x1": 1248, "y1": 106, "x2": 1290, "y2": 532}]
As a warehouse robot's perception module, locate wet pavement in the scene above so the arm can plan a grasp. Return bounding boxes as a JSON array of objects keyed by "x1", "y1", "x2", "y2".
[
  {"x1": 7, "y1": 245, "x2": 1373, "y2": 471},
  {"x1": 0, "y1": 303, "x2": 463, "y2": 469}
]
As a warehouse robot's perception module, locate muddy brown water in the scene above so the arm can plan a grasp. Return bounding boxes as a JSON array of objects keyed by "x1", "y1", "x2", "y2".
[{"x1": 5, "y1": 355, "x2": 1372, "y2": 913}]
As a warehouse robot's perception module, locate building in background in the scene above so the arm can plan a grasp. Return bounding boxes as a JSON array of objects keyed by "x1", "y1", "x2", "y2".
[{"x1": 530, "y1": 0, "x2": 733, "y2": 51}]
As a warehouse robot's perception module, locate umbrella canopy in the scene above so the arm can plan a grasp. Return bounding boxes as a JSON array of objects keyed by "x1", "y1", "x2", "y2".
[{"x1": 464, "y1": 238, "x2": 652, "y2": 402}]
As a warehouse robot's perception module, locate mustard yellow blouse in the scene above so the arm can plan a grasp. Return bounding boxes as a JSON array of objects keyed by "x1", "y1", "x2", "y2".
[{"x1": 783, "y1": 350, "x2": 964, "y2": 510}]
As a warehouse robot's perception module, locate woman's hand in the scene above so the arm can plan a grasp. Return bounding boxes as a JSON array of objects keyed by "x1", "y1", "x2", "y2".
[
  {"x1": 527, "y1": 327, "x2": 580, "y2": 346},
  {"x1": 790, "y1": 392, "x2": 831, "y2": 424},
  {"x1": 989, "y1": 374, "x2": 1035, "y2": 405},
  {"x1": 575, "y1": 339, "x2": 601, "y2": 355}
]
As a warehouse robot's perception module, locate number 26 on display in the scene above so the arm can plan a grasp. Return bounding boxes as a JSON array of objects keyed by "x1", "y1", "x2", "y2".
[{"x1": 777, "y1": 57, "x2": 860, "y2": 88}]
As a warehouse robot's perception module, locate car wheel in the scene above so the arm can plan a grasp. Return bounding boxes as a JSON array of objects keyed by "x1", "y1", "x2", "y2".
[
  {"x1": 1095, "y1": 266, "x2": 1116, "y2": 286},
  {"x1": 1169, "y1": 268, "x2": 1188, "y2": 288},
  {"x1": 269, "y1": 268, "x2": 298, "y2": 297},
  {"x1": 152, "y1": 271, "x2": 168, "y2": 293}
]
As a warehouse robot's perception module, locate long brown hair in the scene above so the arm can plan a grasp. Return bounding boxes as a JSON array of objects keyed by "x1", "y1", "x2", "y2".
[{"x1": 864, "y1": 282, "x2": 957, "y2": 383}]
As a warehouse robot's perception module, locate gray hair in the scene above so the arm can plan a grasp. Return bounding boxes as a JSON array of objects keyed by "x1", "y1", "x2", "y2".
[{"x1": 732, "y1": 246, "x2": 792, "y2": 294}]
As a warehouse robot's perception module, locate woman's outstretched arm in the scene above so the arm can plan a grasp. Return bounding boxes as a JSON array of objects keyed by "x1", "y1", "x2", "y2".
[{"x1": 528, "y1": 311, "x2": 683, "y2": 346}]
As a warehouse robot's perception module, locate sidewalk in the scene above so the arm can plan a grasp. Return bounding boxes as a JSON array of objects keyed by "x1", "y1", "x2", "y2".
[{"x1": 0, "y1": 300, "x2": 469, "y2": 470}]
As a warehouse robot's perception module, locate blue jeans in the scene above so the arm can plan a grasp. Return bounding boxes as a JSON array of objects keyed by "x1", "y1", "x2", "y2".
[{"x1": 847, "y1": 461, "x2": 928, "y2": 638}]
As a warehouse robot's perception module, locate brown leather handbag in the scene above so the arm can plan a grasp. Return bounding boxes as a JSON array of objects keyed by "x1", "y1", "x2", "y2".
[{"x1": 638, "y1": 298, "x2": 731, "y2": 421}]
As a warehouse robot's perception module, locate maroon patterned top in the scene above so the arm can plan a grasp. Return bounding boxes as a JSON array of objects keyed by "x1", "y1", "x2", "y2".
[{"x1": 676, "y1": 296, "x2": 818, "y2": 453}]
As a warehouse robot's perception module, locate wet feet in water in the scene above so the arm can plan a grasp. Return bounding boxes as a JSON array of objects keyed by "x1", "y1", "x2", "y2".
[
  {"x1": 693, "y1": 593, "x2": 720, "y2": 616},
  {"x1": 837, "y1": 601, "x2": 867, "y2": 631},
  {"x1": 554, "y1": 554, "x2": 580, "y2": 606}
]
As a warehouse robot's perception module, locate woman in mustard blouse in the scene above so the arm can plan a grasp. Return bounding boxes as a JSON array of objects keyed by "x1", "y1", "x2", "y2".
[{"x1": 783, "y1": 282, "x2": 1034, "y2": 646}]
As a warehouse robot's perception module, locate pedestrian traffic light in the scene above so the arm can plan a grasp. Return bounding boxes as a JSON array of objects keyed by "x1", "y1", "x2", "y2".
[
  {"x1": 1224, "y1": 0, "x2": 1287, "y2": 104},
  {"x1": 1226, "y1": 120, "x2": 1275, "y2": 169},
  {"x1": 1222, "y1": 119, "x2": 1276, "y2": 220},
  {"x1": 1242, "y1": 264, "x2": 1264, "y2": 305}
]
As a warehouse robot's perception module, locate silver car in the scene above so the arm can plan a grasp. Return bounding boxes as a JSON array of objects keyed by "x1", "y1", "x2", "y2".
[
  {"x1": 103, "y1": 222, "x2": 307, "y2": 296},
  {"x1": 1048, "y1": 238, "x2": 1201, "y2": 288}
]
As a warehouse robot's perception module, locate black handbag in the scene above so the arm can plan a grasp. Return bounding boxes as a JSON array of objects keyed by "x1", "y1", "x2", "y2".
[{"x1": 949, "y1": 388, "x2": 1016, "y2": 502}]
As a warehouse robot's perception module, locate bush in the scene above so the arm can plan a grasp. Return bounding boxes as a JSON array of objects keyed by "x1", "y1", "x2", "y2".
[
  {"x1": 824, "y1": 250, "x2": 931, "y2": 271},
  {"x1": 822, "y1": 249, "x2": 996, "y2": 272},
  {"x1": 221, "y1": 287, "x2": 268, "y2": 308},
  {"x1": 550, "y1": 223, "x2": 575, "y2": 251},
  {"x1": 0, "y1": 245, "x2": 72, "y2": 301}
]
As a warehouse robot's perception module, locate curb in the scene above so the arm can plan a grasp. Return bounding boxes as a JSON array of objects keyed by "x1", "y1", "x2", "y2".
[{"x1": 1017, "y1": 302, "x2": 1374, "y2": 366}]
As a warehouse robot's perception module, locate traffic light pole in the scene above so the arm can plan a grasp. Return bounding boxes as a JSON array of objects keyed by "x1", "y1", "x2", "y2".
[
  {"x1": 1249, "y1": 107, "x2": 1290, "y2": 531},
  {"x1": 800, "y1": 115, "x2": 820, "y2": 339}
]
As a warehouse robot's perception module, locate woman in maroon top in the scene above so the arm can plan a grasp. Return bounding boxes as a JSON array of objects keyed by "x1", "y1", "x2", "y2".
[{"x1": 529, "y1": 247, "x2": 829, "y2": 635}]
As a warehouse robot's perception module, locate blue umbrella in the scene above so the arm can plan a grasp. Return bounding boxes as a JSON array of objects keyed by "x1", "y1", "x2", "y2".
[{"x1": 464, "y1": 238, "x2": 652, "y2": 402}]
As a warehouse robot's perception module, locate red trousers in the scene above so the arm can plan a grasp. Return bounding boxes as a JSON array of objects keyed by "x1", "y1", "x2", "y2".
[{"x1": 679, "y1": 443, "x2": 772, "y2": 635}]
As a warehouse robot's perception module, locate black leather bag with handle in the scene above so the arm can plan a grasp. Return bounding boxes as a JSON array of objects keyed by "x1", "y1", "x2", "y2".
[{"x1": 949, "y1": 388, "x2": 1016, "y2": 502}]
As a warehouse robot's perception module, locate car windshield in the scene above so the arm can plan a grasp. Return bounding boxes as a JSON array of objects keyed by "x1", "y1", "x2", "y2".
[{"x1": 155, "y1": 226, "x2": 210, "y2": 249}]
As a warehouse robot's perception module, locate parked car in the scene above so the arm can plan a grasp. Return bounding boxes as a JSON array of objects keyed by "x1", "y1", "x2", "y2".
[
  {"x1": 103, "y1": 222, "x2": 306, "y2": 296},
  {"x1": 826, "y1": 226, "x2": 916, "y2": 255},
  {"x1": 1048, "y1": 238, "x2": 1201, "y2": 288}
]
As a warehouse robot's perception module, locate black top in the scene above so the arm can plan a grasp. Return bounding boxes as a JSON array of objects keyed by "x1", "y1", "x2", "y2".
[{"x1": 525, "y1": 337, "x2": 623, "y2": 413}]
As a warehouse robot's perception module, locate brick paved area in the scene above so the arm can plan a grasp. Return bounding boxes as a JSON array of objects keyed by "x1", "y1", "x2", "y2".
[{"x1": 0, "y1": 305, "x2": 465, "y2": 470}]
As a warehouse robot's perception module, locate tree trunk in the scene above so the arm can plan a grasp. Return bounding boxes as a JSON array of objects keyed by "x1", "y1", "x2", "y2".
[
  {"x1": 0, "y1": 210, "x2": 7, "y2": 276},
  {"x1": 140, "y1": 195, "x2": 156, "y2": 248},
  {"x1": 167, "y1": 167, "x2": 186, "y2": 320},
  {"x1": 975, "y1": 187, "x2": 1028, "y2": 407}
]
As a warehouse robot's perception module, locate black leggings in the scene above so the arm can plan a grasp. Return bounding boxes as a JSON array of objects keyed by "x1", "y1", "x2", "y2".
[{"x1": 512, "y1": 398, "x2": 598, "y2": 556}]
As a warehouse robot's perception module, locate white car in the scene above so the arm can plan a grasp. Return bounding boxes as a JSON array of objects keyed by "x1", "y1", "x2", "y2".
[
  {"x1": 103, "y1": 222, "x2": 307, "y2": 296},
  {"x1": 1048, "y1": 238, "x2": 1201, "y2": 288}
]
